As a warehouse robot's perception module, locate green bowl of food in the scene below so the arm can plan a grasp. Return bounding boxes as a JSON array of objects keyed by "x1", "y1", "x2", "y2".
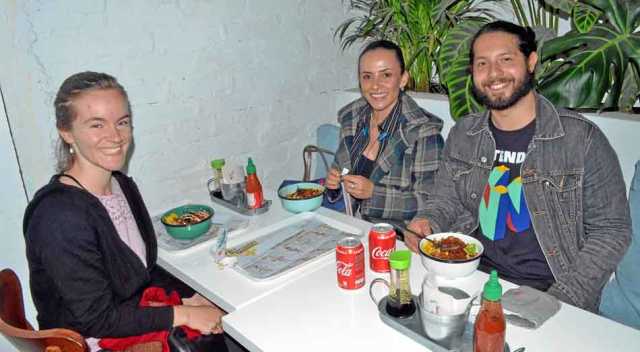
[
  {"x1": 278, "y1": 182, "x2": 325, "y2": 213},
  {"x1": 161, "y1": 204, "x2": 214, "y2": 240}
]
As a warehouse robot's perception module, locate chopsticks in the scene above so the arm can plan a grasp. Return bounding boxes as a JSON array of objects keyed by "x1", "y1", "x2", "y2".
[
  {"x1": 340, "y1": 168, "x2": 353, "y2": 217},
  {"x1": 226, "y1": 240, "x2": 258, "y2": 256},
  {"x1": 384, "y1": 221, "x2": 418, "y2": 242}
]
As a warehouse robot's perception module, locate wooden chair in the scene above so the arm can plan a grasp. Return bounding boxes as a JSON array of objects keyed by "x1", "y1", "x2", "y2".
[{"x1": 0, "y1": 268, "x2": 87, "y2": 352}]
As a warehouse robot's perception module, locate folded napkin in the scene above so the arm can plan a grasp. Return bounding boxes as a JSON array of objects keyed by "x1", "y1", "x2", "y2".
[
  {"x1": 502, "y1": 286, "x2": 560, "y2": 329},
  {"x1": 99, "y1": 287, "x2": 201, "y2": 352}
]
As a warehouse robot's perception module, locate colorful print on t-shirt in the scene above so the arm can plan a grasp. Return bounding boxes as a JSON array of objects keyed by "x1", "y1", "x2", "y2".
[{"x1": 478, "y1": 161, "x2": 531, "y2": 241}]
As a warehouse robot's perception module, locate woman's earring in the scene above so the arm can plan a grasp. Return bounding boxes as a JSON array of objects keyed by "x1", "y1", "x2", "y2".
[{"x1": 69, "y1": 146, "x2": 75, "y2": 155}]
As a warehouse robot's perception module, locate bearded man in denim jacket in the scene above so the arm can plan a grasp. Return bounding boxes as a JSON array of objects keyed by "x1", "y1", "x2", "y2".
[{"x1": 405, "y1": 21, "x2": 631, "y2": 312}]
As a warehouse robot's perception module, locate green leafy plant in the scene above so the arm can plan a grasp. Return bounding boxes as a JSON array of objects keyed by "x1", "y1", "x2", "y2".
[
  {"x1": 336, "y1": 0, "x2": 639, "y2": 119},
  {"x1": 537, "y1": 0, "x2": 640, "y2": 111},
  {"x1": 437, "y1": 18, "x2": 488, "y2": 119},
  {"x1": 511, "y1": 0, "x2": 560, "y2": 35},
  {"x1": 335, "y1": 0, "x2": 498, "y2": 93},
  {"x1": 510, "y1": 0, "x2": 561, "y2": 47}
]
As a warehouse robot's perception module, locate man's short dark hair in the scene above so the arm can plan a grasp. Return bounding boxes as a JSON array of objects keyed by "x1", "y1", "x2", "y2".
[{"x1": 469, "y1": 20, "x2": 538, "y2": 63}]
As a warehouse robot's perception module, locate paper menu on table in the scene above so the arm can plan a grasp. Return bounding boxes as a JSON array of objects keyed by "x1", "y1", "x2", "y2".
[{"x1": 230, "y1": 216, "x2": 359, "y2": 281}]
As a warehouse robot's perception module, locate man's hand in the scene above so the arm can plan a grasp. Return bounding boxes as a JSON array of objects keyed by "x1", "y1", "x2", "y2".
[
  {"x1": 326, "y1": 168, "x2": 341, "y2": 190},
  {"x1": 342, "y1": 175, "x2": 374, "y2": 200},
  {"x1": 405, "y1": 218, "x2": 433, "y2": 253}
]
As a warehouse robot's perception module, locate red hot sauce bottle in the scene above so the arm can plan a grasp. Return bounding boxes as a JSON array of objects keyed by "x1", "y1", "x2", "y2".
[
  {"x1": 474, "y1": 270, "x2": 506, "y2": 352},
  {"x1": 245, "y1": 157, "x2": 264, "y2": 209}
]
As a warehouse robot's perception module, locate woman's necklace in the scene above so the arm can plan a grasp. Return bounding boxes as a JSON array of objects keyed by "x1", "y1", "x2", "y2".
[{"x1": 59, "y1": 173, "x2": 112, "y2": 196}]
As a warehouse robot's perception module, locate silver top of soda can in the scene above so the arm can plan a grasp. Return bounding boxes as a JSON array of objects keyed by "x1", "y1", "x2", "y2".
[
  {"x1": 371, "y1": 223, "x2": 394, "y2": 233},
  {"x1": 337, "y1": 236, "x2": 363, "y2": 248}
]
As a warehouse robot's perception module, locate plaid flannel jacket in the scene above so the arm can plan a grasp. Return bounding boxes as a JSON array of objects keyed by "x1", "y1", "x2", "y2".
[{"x1": 332, "y1": 93, "x2": 444, "y2": 222}]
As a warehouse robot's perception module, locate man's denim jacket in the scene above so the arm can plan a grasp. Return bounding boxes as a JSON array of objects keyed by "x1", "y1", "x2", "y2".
[{"x1": 421, "y1": 93, "x2": 631, "y2": 312}]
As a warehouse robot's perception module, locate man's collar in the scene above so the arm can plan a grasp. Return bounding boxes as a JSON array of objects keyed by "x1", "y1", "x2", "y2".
[{"x1": 467, "y1": 92, "x2": 565, "y2": 140}]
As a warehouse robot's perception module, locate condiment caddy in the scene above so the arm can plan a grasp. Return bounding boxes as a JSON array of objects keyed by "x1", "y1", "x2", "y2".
[
  {"x1": 376, "y1": 272, "x2": 512, "y2": 352},
  {"x1": 208, "y1": 196, "x2": 271, "y2": 216},
  {"x1": 376, "y1": 295, "x2": 511, "y2": 352},
  {"x1": 207, "y1": 157, "x2": 271, "y2": 216}
]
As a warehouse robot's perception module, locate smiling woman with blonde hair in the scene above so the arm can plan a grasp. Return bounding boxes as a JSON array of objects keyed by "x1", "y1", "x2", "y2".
[{"x1": 23, "y1": 71, "x2": 228, "y2": 351}]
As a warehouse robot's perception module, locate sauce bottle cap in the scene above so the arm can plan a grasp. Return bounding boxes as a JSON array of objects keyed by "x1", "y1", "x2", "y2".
[
  {"x1": 389, "y1": 250, "x2": 412, "y2": 270},
  {"x1": 483, "y1": 270, "x2": 502, "y2": 301},
  {"x1": 246, "y1": 158, "x2": 257, "y2": 174},
  {"x1": 211, "y1": 159, "x2": 225, "y2": 170}
]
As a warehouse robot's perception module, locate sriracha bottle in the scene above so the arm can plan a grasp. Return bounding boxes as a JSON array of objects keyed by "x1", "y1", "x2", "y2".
[
  {"x1": 245, "y1": 158, "x2": 264, "y2": 209},
  {"x1": 474, "y1": 270, "x2": 506, "y2": 352}
]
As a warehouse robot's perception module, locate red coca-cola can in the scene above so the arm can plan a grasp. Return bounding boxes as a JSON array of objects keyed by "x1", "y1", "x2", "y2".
[
  {"x1": 336, "y1": 237, "x2": 365, "y2": 290},
  {"x1": 369, "y1": 223, "x2": 397, "y2": 273}
]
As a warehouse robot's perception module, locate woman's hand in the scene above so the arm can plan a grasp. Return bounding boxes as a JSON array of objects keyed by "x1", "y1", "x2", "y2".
[
  {"x1": 173, "y1": 305, "x2": 225, "y2": 334},
  {"x1": 342, "y1": 175, "x2": 374, "y2": 200},
  {"x1": 405, "y1": 218, "x2": 432, "y2": 253},
  {"x1": 326, "y1": 168, "x2": 342, "y2": 190}
]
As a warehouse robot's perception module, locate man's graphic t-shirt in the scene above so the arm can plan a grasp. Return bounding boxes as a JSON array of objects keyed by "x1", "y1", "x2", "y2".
[{"x1": 477, "y1": 118, "x2": 554, "y2": 290}]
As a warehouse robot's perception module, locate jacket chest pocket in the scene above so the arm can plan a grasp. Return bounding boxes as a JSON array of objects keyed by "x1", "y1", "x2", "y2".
[
  {"x1": 531, "y1": 172, "x2": 583, "y2": 262},
  {"x1": 537, "y1": 173, "x2": 581, "y2": 225}
]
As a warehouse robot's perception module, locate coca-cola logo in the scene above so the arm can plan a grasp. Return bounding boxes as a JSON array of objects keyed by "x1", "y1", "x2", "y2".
[
  {"x1": 371, "y1": 246, "x2": 393, "y2": 260},
  {"x1": 336, "y1": 261, "x2": 353, "y2": 276}
]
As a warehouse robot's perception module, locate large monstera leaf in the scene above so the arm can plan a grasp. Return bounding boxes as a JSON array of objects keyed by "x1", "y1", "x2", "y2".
[
  {"x1": 438, "y1": 18, "x2": 488, "y2": 120},
  {"x1": 538, "y1": 0, "x2": 640, "y2": 110}
]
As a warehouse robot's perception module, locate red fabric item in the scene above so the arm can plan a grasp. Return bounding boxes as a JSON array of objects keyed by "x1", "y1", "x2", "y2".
[{"x1": 99, "y1": 287, "x2": 201, "y2": 351}]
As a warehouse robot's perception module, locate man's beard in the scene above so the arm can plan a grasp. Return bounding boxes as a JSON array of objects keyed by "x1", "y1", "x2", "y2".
[{"x1": 472, "y1": 71, "x2": 535, "y2": 110}]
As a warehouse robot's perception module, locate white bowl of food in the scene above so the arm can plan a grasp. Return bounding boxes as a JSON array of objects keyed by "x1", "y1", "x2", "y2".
[{"x1": 418, "y1": 233, "x2": 483, "y2": 279}]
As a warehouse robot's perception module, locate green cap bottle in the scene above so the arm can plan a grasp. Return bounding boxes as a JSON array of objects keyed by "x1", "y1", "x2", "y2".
[
  {"x1": 246, "y1": 157, "x2": 256, "y2": 175},
  {"x1": 483, "y1": 270, "x2": 502, "y2": 301},
  {"x1": 210, "y1": 159, "x2": 225, "y2": 170},
  {"x1": 389, "y1": 250, "x2": 412, "y2": 270}
]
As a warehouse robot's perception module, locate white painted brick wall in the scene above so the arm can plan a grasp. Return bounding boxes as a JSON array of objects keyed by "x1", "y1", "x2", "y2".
[
  {"x1": 1, "y1": 1, "x2": 359, "y2": 213},
  {"x1": 0, "y1": 2, "x2": 358, "y2": 346}
]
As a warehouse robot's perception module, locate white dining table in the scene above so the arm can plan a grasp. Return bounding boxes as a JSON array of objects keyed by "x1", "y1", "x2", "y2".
[
  {"x1": 156, "y1": 190, "x2": 640, "y2": 351},
  {"x1": 155, "y1": 190, "x2": 349, "y2": 312}
]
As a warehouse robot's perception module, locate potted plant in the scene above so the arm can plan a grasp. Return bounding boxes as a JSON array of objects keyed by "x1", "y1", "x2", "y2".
[
  {"x1": 537, "y1": 0, "x2": 640, "y2": 112},
  {"x1": 334, "y1": 0, "x2": 499, "y2": 93}
]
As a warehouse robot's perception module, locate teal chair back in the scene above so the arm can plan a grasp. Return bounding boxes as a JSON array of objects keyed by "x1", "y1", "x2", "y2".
[
  {"x1": 312, "y1": 124, "x2": 340, "y2": 179},
  {"x1": 599, "y1": 160, "x2": 640, "y2": 329}
]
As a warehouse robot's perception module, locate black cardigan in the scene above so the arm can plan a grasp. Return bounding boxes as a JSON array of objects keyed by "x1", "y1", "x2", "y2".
[{"x1": 23, "y1": 172, "x2": 174, "y2": 338}]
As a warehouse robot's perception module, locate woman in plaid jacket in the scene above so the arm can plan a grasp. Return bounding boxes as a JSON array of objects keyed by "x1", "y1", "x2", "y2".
[{"x1": 326, "y1": 40, "x2": 444, "y2": 226}]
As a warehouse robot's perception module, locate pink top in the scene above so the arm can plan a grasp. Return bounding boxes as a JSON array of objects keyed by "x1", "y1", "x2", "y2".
[
  {"x1": 87, "y1": 178, "x2": 148, "y2": 351},
  {"x1": 96, "y1": 178, "x2": 147, "y2": 267}
]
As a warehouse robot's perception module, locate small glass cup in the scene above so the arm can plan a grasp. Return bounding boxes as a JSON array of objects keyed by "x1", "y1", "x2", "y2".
[{"x1": 222, "y1": 181, "x2": 246, "y2": 207}]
